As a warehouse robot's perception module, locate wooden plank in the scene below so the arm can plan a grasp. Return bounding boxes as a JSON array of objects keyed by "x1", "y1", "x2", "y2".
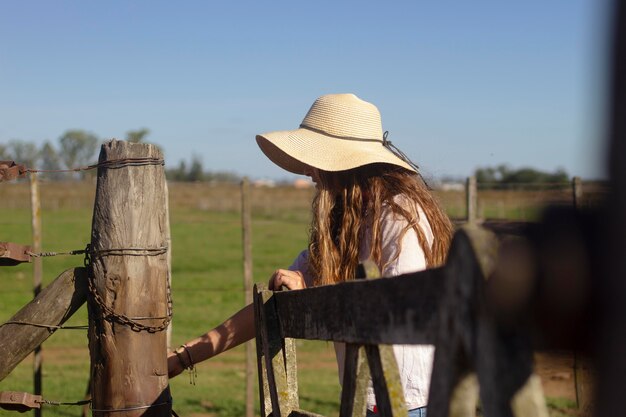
[
  {"x1": 339, "y1": 344, "x2": 368, "y2": 417},
  {"x1": 358, "y1": 260, "x2": 406, "y2": 417},
  {"x1": 254, "y1": 284, "x2": 273, "y2": 417},
  {"x1": 427, "y1": 228, "x2": 493, "y2": 417},
  {"x1": 88, "y1": 140, "x2": 171, "y2": 417},
  {"x1": 428, "y1": 227, "x2": 550, "y2": 417},
  {"x1": 365, "y1": 345, "x2": 407, "y2": 417},
  {"x1": 255, "y1": 285, "x2": 299, "y2": 417},
  {"x1": 273, "y1": 267, "x2": 445, "y2": 345},
  {"x1": 0, "y1": 267, "x2": 87, "y2": 382},
  {"x1": 266, "y1": 288, "x2": 299, "y2": 417}
]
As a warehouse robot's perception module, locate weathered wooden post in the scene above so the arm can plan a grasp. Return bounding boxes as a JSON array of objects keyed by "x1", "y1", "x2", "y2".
[
  {"x1": 241, "y1": 177, "x2": 255, "y2": 417},
  {"x1": 572, "y1": 176, "x2": 583, "y2": 208},
  {"x1": 164, "y1": 179, "x2": 173, "y2": 351},
  {"x1": 29, "y1": 171, "x2": 43, "y2": 417},
  {"x1": 88, "y1": 140, "x2": 171, "y2": 417},
  {"x1": 466, "y1": 176, "x2": 477, "y2": 224}
]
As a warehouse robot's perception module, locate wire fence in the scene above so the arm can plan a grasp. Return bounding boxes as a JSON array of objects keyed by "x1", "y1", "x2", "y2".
[{"x1": 0, "y1": 170, "x2": 611, "y2": 416}]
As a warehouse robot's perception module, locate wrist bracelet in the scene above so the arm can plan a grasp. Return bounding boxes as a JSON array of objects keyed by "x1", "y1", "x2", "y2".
[
  {"x1": 174, "y1": 349, "x2": 189, "y2": 369},
  {"x1": 181, "y1": 344, "x2": 195, "y2": 367},
  {"x1": 178, "y1": 344, "x2": 197, "y2": 385}
]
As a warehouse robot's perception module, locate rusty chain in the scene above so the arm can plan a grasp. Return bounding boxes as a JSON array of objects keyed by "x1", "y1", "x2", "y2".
[{"x1": 84, "y1": 244, "x2": 173, "y2": 333}]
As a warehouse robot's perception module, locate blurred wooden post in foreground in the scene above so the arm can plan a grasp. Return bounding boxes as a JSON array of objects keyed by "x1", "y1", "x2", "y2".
[
  {"x1": 88, "y1": 140, "x2": 171, "y2": 417},
  {"x1": 29, "y1": 172, "x2": 43, "y2": 417},
  {"x1": 466, "y1": 176, "x2": 477, "y2": 224},
  {"x1": 241, "y1": 177, "x2": 255, "y2": 417},
  {"x1": 571, "y1": 176, "x2": 594, "y2": 414}
]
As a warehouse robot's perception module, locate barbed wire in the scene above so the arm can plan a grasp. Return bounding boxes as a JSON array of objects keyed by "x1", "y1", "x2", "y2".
[
  {"x1": 0, "y1": 157, "x2": 164, "y2": 182},
  {"x1": 26, "y1": 249, "x2": 87, "y2": 258},
  {"x1": 37, "y1": 398, "x2": 91, "y2": 406}
]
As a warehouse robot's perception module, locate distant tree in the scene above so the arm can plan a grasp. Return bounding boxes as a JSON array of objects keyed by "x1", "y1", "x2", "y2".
[
  {"x1": 40, "y1": 141, "x2": 63, "y2": 180},
  {"x1": 475, "y1": 166, "x2": 498, "y2": 184},
  {"x1": 187, "y1": 155, "x2": 204, "y2": 182},
  {"x1": 7, "y1": 139, "x2": 39, "y2": 168},
  {"x1": 125, "y1": 128, "x2": 150, "y2": 143},
  {"x1": 58, "y1": 130, "x2": 99, "y2": 179},
  {"x1": 205, "y1": 171, "x2": 241, "y2": 183},
  {"x1": 474, "y1": 165, "x2": 570, "y2": 189},
  {"x1": 0, "y1": 143, "x2": 8, "y2": 160},
  {"x1": 166, "y1": 160, "x2": 187, "y2": 181},
  {"x1": 165, "y1": 155, "x2": 240, "y2": 183}
]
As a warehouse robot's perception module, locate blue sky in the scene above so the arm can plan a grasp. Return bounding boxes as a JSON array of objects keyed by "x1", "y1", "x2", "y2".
[{"x1": 0, "y1": 1, "x2": 612, "y2": 181}]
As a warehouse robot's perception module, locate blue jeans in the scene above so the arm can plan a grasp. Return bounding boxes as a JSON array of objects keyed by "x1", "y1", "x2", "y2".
[
  {"x1": 366, "y1": 407, "x2": 426, "y2": 417},
  {"x1": 408, "y1": 407, "x2": 427, "y2": 417}
]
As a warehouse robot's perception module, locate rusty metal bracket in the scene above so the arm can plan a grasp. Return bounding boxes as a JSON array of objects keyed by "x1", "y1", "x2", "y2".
[
  {"x1": 0, "y1": 161, "x2": 27, "y2": 182},
  {"x1": 0, "y1": 391, "x2": 43, "y2": 412},
  {"x1": 0, "y1": 242, "x2": 32, "y2": 266}
]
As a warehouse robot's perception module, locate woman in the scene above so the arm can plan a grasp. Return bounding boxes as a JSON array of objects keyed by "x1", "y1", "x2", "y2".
[{"x1": 168, "y1": 93, "x2": 453, "y2": 416}]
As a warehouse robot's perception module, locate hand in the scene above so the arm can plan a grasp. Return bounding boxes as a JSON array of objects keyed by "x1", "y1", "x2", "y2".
[{"x1": 268, "y1": 269, "x2": 307, "y2": 291}]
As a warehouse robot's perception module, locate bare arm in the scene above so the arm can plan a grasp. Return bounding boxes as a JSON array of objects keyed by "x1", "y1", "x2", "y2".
[
  {"x1": 168, "y1": 269, "x2": 306, "y2": 378},
  {"x1": 168, "y1": 303, "x2": 255, "y2": 378}
]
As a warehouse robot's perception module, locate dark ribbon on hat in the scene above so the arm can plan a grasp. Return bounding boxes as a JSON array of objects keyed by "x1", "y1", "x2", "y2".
[
  {"x1": 383, "y1": 131, "x2": 430, "y2": 189},
  {"x1": 382, "y1": 131, "x2": 420, "y2": 173}
]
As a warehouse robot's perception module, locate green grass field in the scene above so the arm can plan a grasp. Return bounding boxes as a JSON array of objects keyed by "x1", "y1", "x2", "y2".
[{"x1": 0, "y1": 181, "x2": 589, "y2": 417}]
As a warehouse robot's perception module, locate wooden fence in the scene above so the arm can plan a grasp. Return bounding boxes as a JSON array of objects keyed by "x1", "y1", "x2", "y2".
[
  {"x1": 254, "y1": 225, "x2": 551, "y2": 417},
  {"x1": 2, "y1": 1, "x2": 626, "y2": 412}
]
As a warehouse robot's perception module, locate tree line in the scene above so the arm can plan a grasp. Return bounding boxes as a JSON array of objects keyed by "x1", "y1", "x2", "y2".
[
  {"x1": 474, "y1": 164, "x2": 570, "y2": 189},
  {"x1": 1, "y1": 128, "x2": 240, "y2": 183}
]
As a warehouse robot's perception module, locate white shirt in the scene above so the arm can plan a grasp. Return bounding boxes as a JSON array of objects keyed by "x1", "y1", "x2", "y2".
[{"x1": 289, "y1": 197, "x2": 435, "y2": 410}]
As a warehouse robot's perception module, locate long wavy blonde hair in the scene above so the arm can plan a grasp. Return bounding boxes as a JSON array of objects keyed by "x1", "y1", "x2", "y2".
[{"x1": 308, "y1": 163, "x2": 453, "y2": 286}]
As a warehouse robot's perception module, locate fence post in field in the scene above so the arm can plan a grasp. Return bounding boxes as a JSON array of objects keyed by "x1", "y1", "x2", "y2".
[
  {"x1": 570, "y1": 176, "x2": 594, "y2": 413},
  {"x1": 29, "y1": 171, "x2": 43, "y2": 417},
  {"x1": 466, "y1": 176, "x2": 477, "y2": 224},
  {"x1": 572, "y1": 176, "x2": 583, "y2": 208},
  {"x1": 88, "y1": 140, "x2": 171, "y2": 417},
  {"x1": 241, "y1": 177, "x2": 255, "y2": 417},
  {"x1": 165, "y1": 179, "x2": 172, "y2": 351}
]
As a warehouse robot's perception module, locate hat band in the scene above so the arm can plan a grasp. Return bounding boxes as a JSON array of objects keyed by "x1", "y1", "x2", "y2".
[
  {"x1": 299, "y1": 124, "x2": 383, "y2": 143},
  {"x1": 300, "y1": 123, "x2": 425, "y2": 185}
]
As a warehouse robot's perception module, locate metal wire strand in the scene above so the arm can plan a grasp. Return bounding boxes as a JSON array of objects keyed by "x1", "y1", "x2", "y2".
[
  {"x1": 26, "y1": 157, "x2": 164, "y2": 175},
  {"x1": 0, "y1": 321, "x2": 88, "y2": 330}
]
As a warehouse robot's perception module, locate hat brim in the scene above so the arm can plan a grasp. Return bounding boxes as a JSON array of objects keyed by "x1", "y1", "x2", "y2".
[{"x1": 256, "y1": 128, "x2": 417, "y2": 175}]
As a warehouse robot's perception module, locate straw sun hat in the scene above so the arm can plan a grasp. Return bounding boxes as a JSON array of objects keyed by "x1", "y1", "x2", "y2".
[{"x1": 255, "y1": 93, "x2": 419, "y2": 175}]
